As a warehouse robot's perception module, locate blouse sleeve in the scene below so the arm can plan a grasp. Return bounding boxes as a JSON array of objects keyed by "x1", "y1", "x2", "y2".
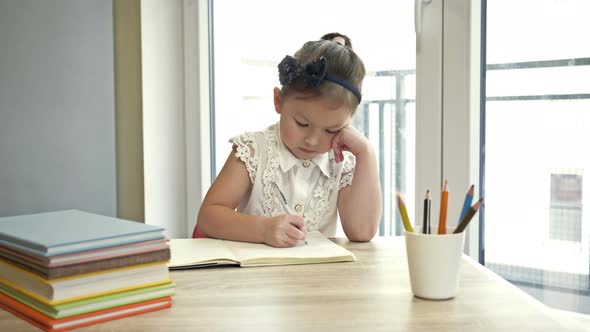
[
  {"x1": 338, "y1": 152, "x2": 356, "y2": 190},
  {"x1": 229, "y1": 132, "x2": 259, "y2": 184}
]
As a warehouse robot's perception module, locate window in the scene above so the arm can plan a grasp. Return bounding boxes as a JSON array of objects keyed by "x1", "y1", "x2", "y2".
[
  {"x1": 483, "y1": 0, "x2": 590, "y2": 314},
  {"x1": 211, "y1": 0, "x2": 421, "y2": 236}
]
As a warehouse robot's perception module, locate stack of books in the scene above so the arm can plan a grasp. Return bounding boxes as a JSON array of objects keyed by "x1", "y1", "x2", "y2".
[{"x1": 0, "y1": 210, "x2": 175, "y2": 331}]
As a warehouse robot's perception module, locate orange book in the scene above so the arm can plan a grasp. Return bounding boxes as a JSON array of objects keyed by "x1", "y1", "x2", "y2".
[{"x1": 0, "y1": 292, "x2": 172, "y2": 332}]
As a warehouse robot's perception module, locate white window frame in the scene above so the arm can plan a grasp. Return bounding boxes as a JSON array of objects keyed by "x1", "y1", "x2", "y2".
[
  {"x1": 442, "y1": 0, "x2": 482, "y2": 258},
  {"x1": 140, "y1": 0, "x2": 211, "y2": 238},
  {"x1": 416, "y1": 0, "x2": 481, "y2": 259},
  {"x1": 183, "y1": 0, "x2": 213, "y2": 239}
]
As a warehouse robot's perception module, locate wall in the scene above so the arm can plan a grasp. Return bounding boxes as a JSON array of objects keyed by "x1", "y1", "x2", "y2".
[
  {"x1": 114, "y1": 0, "x2": 145, "y2": 222},
  {"x1": 0, "y1": 0, "x2": 210, "y2": 236},
  {"x1": 0, "y1": 0, "x2": 116, "y2": 217}
]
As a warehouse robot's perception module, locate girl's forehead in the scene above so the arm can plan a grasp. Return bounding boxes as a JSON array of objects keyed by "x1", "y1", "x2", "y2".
[
  {"x1": 286, "y1": 88, "x2": 351, "y2": 107},
  {"x1": 285, "y1": 97, "x2": 352, "y2": 126},
  {"x1": 286, "y1": 93, "x2": 353, "y2": 113}
]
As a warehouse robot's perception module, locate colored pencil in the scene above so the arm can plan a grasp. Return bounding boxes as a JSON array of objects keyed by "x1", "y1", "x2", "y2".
[
  {"x1": 438, "y1": 180, "x2": 449, "y2": 234},
  {"x1": 423, "y1": 190, "x2": 431, "y2": 234},
  {"x1": 453, "y1": 197, "x2": 484, "y2": 234},
  {"x1": 458, "y1": 185, "x2": 475, "y2": 224},
  {"x1": 396, "y1": 194, "x2": 414, "y2": 232}
]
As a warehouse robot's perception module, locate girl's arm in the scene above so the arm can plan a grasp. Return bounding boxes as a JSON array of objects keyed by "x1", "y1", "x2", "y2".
[
  {"x1": 197, "y1": 149, "x2": 306, "y2": 247},
  {"x1": 333, "y1": 127, "x2": 382, "y2": 241}
]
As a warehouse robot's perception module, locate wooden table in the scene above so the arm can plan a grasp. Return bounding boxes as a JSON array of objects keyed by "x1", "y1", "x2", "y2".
[{"x1": 1, "y1": 237, "x2": 589, "y2": 331}]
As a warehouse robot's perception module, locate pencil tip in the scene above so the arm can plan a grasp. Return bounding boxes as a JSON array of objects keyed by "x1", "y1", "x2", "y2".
[{"x1": 472, "y1": 197, "x2": 484, "y2": 209}]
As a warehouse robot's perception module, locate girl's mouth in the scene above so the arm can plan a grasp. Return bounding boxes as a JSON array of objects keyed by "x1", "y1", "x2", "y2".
[{"x1": 299, "y1": 147, "x2": 316, "y2": 154}]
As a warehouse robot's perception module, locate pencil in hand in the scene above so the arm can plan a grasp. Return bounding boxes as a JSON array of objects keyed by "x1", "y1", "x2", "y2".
[
  {"x1": 397, "y1": 193, "x2": 414, "y2": 232},
  {"x1": 272, "y1": 182, "x2": 307, "y2": 245},
  {"x1": 423, "y1": 190, "x2": 431, "y2": 234},
  {"x1": 453, "y1": 197, "x2": 484, "y2": 234},
  {"x1": 438, "y1": 180, "x2": 449, "y2": 234}
]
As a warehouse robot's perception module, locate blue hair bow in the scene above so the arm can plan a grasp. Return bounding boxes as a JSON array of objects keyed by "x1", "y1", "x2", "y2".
[
  {"x1": 278, "y1": 55, "x2": 327, "y2": 88},
  {"x1": 277, "y1": 55, "x2": 362, "y2": 102}
]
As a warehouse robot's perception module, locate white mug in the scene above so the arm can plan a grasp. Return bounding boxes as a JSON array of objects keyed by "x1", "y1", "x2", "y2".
[{"x1": 404, "y1": 226, "x2": 466, "y2": 300}]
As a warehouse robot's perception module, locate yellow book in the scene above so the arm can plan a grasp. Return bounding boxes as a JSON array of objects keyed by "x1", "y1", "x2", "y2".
[
  {"x1": 0, "y1": 260, "x2": 171, "y2": 305},
  {"x1": 168, "y1": 231, "x2": 356, "y2": 269}
]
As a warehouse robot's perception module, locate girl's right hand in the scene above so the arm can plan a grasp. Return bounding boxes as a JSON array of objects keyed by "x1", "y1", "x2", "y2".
[{"x1": 263, "y1": 215, "x2": 307, "y2": 248}]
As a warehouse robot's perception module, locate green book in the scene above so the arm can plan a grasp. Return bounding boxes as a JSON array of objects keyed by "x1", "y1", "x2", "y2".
[{"x1": 0, "y1": 282, "x2": 175, "y2": 319}]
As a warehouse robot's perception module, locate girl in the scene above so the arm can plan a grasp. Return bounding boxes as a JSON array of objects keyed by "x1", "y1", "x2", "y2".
[{"x1": 197, "y1": 33, "x2": 382, "y2": 247}]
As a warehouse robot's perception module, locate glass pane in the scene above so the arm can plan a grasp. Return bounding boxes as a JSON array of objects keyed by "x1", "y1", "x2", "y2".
[
  {"x1": 212, "y1": 0, "x2": 416, "y2": 236},
  {"x1": 485, "y1": 0, "x2": 590, "y2": 314}
]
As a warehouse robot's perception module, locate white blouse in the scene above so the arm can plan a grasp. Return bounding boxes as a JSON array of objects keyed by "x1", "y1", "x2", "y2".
[{"x1": 230, "y1": 123, "x2": 355, "y2": 237}]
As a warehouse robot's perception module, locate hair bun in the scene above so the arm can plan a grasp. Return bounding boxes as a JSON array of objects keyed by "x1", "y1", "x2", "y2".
[{"x1": 320, "y1": 32, "x2": 352, "y2": 48}]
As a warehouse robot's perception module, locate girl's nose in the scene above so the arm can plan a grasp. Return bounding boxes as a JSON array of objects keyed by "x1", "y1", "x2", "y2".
[{"x1": 304, "y1": 132, "x2": 320, "y2": 146}]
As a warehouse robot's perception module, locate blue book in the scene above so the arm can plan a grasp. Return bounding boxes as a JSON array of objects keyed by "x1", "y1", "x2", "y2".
[{"x1": 0, "y1": 210, "x2": 165, "y2": 257}]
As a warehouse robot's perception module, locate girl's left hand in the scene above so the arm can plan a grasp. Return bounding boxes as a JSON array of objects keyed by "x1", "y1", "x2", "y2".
[{"x1": 331, "y1": 125, "x2": 370, "y2": 163}]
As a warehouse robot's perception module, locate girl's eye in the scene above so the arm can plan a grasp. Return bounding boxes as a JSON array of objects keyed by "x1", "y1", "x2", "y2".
[
  {"x1": 326, "y1": 129, "x2": 339, "y2": 134},
  {"x1": 295, "y1": 120, "x2": 308, "y2": 127}
]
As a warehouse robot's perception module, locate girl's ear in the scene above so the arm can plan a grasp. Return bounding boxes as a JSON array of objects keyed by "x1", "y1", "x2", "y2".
[{"x1": 273, "y1": 87, "x2": 282, "y2": 114}]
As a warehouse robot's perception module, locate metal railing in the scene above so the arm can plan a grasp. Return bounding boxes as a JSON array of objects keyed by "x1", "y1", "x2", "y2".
[
  {"x1": 359, "y1": 57, "x2": 590, "y2": 236},
  {"x1": 354, "y1": 69, "x2": 415, "y2": 236}
]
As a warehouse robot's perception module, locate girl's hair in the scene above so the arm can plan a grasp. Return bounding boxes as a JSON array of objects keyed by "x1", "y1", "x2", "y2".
[{"x1": 279, "y1": 32, "x2": 366, "y2": 110}]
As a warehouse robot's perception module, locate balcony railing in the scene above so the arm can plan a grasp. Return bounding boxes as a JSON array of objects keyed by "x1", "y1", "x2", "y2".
[{"x1": 357, "y1": 57, "x2": 590, "y2": 237}]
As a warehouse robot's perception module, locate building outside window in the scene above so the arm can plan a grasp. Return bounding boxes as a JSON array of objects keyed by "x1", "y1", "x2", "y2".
[{"x1": 549, "y1": 172, "x2": 583, "y2": 243}]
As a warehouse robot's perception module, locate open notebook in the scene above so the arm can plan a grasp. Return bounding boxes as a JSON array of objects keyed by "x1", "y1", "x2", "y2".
[{"x1": 168, "y1": 231, "x2": 356, "y2": 269}]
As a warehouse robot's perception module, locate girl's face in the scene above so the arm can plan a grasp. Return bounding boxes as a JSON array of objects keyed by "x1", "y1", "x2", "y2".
[{"x1": 273, "y1": 87, "x2": 353, "y2": 160}]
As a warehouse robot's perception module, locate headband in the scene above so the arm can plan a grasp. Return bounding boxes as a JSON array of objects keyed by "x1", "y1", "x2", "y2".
[{"x1": 278, "y1": 55, "x2": 362, "y2": 102}]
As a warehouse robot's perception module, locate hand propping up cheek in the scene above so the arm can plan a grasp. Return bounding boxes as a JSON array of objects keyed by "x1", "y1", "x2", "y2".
[
  {"x1": 331, "y1": 125, "x2": 370, "y2": 163},
  {"x1": 263, "y1": 215, "x2": 307, "y2": 248}
]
